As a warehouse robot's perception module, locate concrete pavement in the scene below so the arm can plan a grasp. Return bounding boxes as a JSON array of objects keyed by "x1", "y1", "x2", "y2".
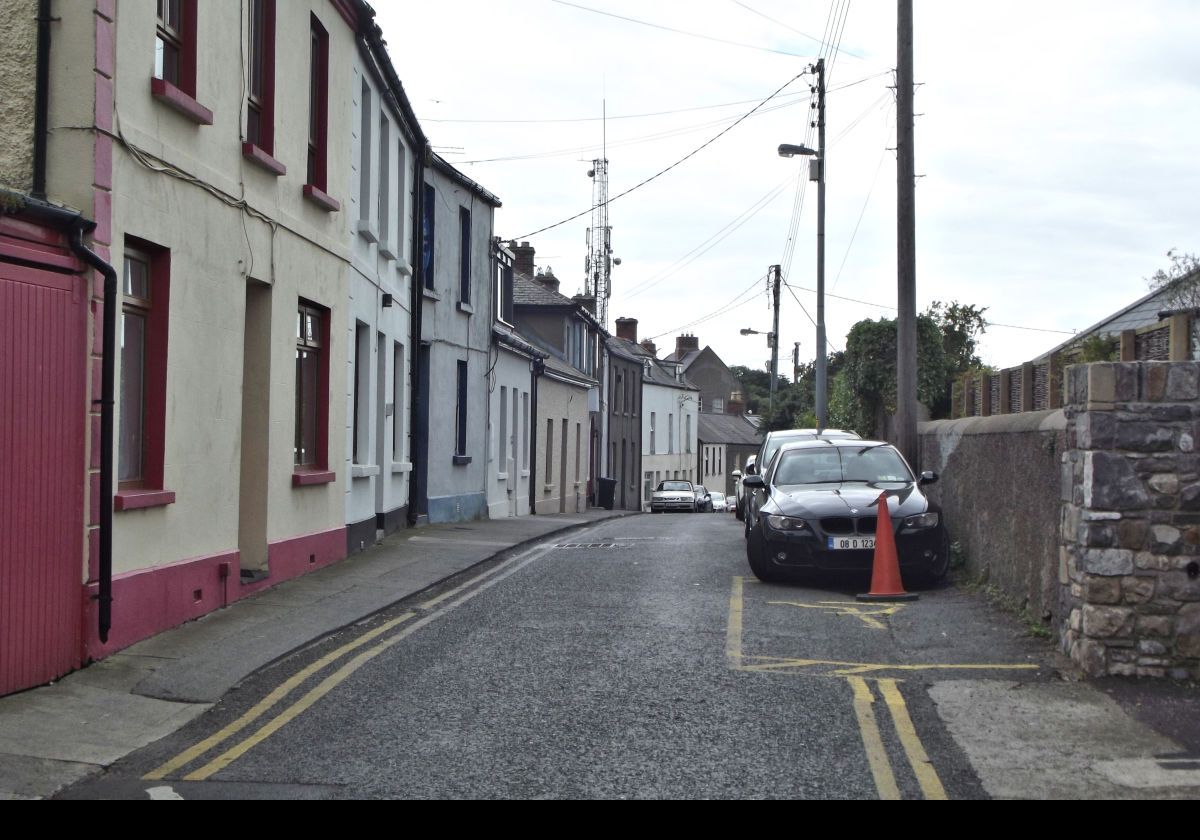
[{"x1": 0, "y1": 509, "x2": 635, "y2": 799}]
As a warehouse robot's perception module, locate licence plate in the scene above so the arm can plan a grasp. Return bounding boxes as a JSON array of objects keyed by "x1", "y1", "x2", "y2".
[{"x1": 827, "y1": 536, "x2": 875, "y2": 550}]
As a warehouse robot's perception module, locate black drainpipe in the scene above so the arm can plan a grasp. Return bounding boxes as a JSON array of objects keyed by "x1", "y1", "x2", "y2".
[
  {"x1": 32, "y1": 0, "x2": 53, "y2": 199},
  {"x1": 529, "y1": 357, "x2": 544, "y2": 514},
  {"x1": 69, "y1": 225, "x2": 117, "y2": 643}
]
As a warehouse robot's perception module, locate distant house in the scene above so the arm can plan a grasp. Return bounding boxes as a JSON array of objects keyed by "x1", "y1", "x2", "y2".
[
  {"x1": 697, "y1": 413, "x2": 763, "y2": 499},
  {"x1": 664, "y1": 334, "x2": 743, "y2": 414}
]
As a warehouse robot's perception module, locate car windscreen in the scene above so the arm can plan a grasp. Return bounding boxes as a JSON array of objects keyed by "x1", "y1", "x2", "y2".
[
  {"x1": 763, "y1": 433, "x2": 814, "y2": 466},
  {"x1": 658, "y1": 481, "x2": 692, "y2": 491},
  {"x1": 773, "y1": 446, "x2": 913, "y2": 485}
]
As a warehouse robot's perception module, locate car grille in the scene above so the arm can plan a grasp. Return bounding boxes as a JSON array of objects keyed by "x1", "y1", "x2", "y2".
[{"x1": 820, "y1": 516, "x2": 878, "y2": 535}]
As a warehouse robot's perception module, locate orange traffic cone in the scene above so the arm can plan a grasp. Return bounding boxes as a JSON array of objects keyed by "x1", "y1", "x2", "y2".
[{"x1": 856, "y1": 491, "x2": 919, "y2": 602}]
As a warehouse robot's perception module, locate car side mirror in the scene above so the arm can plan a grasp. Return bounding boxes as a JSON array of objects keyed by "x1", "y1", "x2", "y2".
[
  {"x1": 742, "y1": 475, "x2": 765, "y2": 488},
  {"x1": 919, "y1": 470, "x2": 938, "y2": 485},
  {"x1": 745, "y1": 463, "x2": 757, "y2": 476}
]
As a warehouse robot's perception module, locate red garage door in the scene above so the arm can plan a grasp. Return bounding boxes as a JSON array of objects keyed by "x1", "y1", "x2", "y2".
[{"x1": 0, "y1": 228, "x2": 87, "y2": 695}]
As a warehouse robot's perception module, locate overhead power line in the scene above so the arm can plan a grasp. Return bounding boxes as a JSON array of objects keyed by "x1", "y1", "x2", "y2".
[
  {"x1": 515, "y1": 70, "x2": 810, "y2": 240},
  {"x1": 729, "y1": 0, "x2": 867, "y2": 60},
  {"x1": 551, "y1": 0, "x2": 819, "y2": 59},
  {"x1": 647, "y1": 274, "x2": 767, "y2": 341}
]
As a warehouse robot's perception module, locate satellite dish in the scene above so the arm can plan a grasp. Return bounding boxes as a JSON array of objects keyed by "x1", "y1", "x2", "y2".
[
  {"x1": 587, "y1": 169, "x2": 595, "y2": 178},
  {"x1": 613, "y1": 257, "x2": 622, "y2": 266}
]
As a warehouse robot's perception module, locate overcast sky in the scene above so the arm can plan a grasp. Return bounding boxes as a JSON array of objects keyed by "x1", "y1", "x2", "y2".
[{"x1": 375, "y1": 0, "x2": 1200, "y2": 373}]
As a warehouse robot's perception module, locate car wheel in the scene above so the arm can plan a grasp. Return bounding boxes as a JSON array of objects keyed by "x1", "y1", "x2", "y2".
[
  {"x1": 912, "y1": 529, "x2": 951, "y2": 588},
  {"x1": 735, "y1": 500, "x2": 744, "y2": 522},
  {"x1": 746, "y1": 524, "x2": 786, "y2": 583}
]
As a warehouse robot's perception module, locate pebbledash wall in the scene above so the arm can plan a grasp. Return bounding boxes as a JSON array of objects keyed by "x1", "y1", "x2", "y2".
[
  {"x1": 1060, "y1": 362, "x2": 1200, "y2": 678},
  {"x1": 920, "y1": 361, "x2": 1200, "y2": 679}
]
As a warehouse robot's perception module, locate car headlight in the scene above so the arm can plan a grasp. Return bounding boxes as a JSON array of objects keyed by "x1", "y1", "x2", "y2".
[
  {"x1": 766, "y1": 515, "x2": 809, "y2": 532},
  {"x1": 902, "y1": 512, "x2": 939, "y2": 528}
]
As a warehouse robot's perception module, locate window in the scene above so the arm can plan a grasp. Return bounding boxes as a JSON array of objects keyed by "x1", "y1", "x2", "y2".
[
  {"x1": 522, "y1": 391, "x2": 529, "y2": 470},
  {"x1": 454, "y1": 360, "x2": 469, "y2": 462},
  {"x1": 392, "y1": 342, "x2": 405, "y2": 462},
  {"x1": 422, "y1": 183, "x2": 436, "y2": 289},
  {"x1": 575, "y1": 423, "x2": 581, "y2": 485},
  {"x1": 116, "y1": 241, "x2": 174, "y2": 510},
  {"x1": 686, "y1": 414, "x2": 692, "y2": 454},
  {"x1": 459, "y1": 207, "x2": 472, "y2": 305},
  {"x1": 546, "y1": 420, "x2": 554, "y2": 484},
  {"x1": 302, "y1": 15, "x2": 337, "y2": 210},
  {"x1": 294, "y1": 301, "x2": 333, "y2": 483},
  {"x1": 668, "y1": 414, "x2": 675, "y2": 454},
  {"x1": 650, "y1": 412, "x2": 656, "y2": 455},
  {"x1": 358, "y1": 82, "x2": 372, "y2": 227},
  {"x1": 353, "y1": 322, "x2": 369, "y2": 464},
  {"x1": 704, "y1": 448, "x2": 709, "y2": 475},
  {"x1": 511, "y1": 390, "x2": 519, "y2": 471},
  {"x1": 151, "y1": 0, "x2": 210, "y2": 124},
  {"x1": 378, "y1": 117, "x2": 391, "y2": 249},
  {"x1": 245, "y1": 0, "x2": 276, "y2": 155},
  {"x1": 395, "y1": 141, "x2": 406, "y2": 261},
  {"x1": 712, "y1": 397, "x2": 724, "y2": 414}
]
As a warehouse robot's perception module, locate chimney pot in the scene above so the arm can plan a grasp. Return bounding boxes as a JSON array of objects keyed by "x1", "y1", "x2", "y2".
[{"x1": 615, "y1": 317, "x2": 638, "y2": 343}]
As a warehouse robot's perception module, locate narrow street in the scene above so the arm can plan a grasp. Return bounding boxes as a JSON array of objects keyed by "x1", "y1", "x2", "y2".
[{"x1": 58, "y1": 512, "x2": 1062, "y2": 800}]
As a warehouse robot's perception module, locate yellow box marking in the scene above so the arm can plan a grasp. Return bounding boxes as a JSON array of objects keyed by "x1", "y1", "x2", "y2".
[{"x1": 768, "y1": 599, "x2": 905, "y2": 630}]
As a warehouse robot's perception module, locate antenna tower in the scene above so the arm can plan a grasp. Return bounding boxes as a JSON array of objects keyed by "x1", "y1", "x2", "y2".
[{"x1": 584, "y1": 101, "x2": 612, "y2": 327}]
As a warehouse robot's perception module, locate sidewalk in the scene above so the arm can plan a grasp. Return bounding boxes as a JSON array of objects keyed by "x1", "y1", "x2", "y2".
[{"x1": 0, "y1": 509, "x2": 633, "y2": 799}]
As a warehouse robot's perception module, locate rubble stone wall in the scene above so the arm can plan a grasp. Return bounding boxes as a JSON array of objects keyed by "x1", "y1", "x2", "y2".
[{"x1": 1061, "y1": 362, "x2": 1200, "y2": 678}]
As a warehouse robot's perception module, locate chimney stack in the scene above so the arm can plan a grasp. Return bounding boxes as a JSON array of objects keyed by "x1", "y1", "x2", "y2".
[
  {"x1": 510, "y1": 240, "x2": 535, "y2": 279},
  {"x1": 537, "y1": 266, "x2": 560, "y2": 292},
  {"x1": 615, "y1": 317, "x2": 638, "y2": 343},
  {"x1": 639, "y1": 338, "x2": 657, "y2": 357},
  {"x1": 675, "y1": 333, "x2": 700, "y2": 357},
  {"x1": 573, "y1": 293, "x2": 597, "y2": 314}
]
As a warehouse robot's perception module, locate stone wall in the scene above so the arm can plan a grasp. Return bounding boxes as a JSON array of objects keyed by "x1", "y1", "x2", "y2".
[
  {"x1": 919, "y1": 411, "x2": 1066, "y2": 624},
  {"x1": 0, "y1": 0, "x2": 37, "y2": 192},
  {"x1": 1060, "y1": 362, "x2": 1200, "y2": 678}
]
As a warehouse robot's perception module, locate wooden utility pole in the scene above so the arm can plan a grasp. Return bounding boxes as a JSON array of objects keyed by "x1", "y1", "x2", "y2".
[
  {"x1": 769, "y1": 264, "x2": 781, "y2": 412},
  {"x1": 895, "y1": 0, "x2": 918, "y2": 463}
]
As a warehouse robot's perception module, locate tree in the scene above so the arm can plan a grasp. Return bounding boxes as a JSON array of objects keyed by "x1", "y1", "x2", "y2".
[
  {"x1": 1147, "y1": 249, "x2": 1200, "y2": 311},
  {"x1": 730, "y1": 365, "x2": 789, "y2": 415},
  {"x1": 924, "y1": 300, "x2": 987, "y2": 417}
]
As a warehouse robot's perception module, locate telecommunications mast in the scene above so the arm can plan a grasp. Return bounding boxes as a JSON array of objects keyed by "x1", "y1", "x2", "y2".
[{"x1": 584, "y1": 102, "x2": 613, "y2": 328}]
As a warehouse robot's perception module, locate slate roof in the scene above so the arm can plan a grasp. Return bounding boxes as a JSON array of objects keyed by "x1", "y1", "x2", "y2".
[
  {"x1": 513, "y1": 271, "x2": 579, "y2": 308},
  {"x1": 697, "y1": 412, "x2": 763, "y2": 446},
  {"x1": 607, "y1": 336, "x2": 698, "y2": 391}
]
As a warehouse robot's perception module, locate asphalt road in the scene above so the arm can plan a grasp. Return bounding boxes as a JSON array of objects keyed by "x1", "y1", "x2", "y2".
[{"x1": 59, "y1": 511, "x2": 1058, "y2": 799}]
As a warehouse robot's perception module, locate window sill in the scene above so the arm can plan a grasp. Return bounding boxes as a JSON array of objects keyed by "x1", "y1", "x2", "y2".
[
  {"x1": 390, "y1": 461, "x2": 413, "y2": 474},
  {"x1": 242, "y1": 142, "x2": 286, "y2": 176},
  {"x1": 452, "y1": 454, "x2": 473, "y2": 466},
  {"x1": 357, "y1": 219, "x2": 378, "y2": 243},
  {"x1": 303, "y1": 184, "x2": 340, "y2": 213},
  {"x1": 422, "y1": 287, "x2": 441, "y2": 301},
  {"x1": 379, "y1": 243, "x2": 397, "y2": 262},
  {"x1": 457, "y1": 301, "x2": 475, "y2": 315},
  {"x1": 396, "y1": 260, "x2": 413, "y2": 278},
  {"x1": 150, "y1": 78, "x2": 213, "y2": 125},
  {"x1": 114, "y1": 488, "x2": 176, "y2": 511},
  {"x1": 496, "y1": 472, "x2": 509, "y2": 482},
  {"x1": 520, "y1": 469, "x2": 530, "y2": 478},
  {"x1": 543, "y1": 484, "x2": 556, "y2": 492},
  {"x1": 351, "y1": 463, "x2": 380, "y2": 478},
  {"x1": 292, "y1": 469, "x2": 336, "y2": 486}
]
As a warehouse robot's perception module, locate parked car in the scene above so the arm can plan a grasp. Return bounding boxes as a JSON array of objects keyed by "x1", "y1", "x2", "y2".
[
  {"x1": 651, "y1": 480, "x2": 698, "y2": 513},
  {"x1": 744, "y1": 428, "x2": 862, "y2": 538},
  {"x1": 694, "y1": 485, "x2": 713, "y2": 512},
  {"x1": 709, "y1": 491, "x2": 728, "y2": 513},
  {"x1": 742, "y1": 439, "x2": 949, "y2": 584},
  {"x1": 733, "y1": 455, "x2": 756, "y2": 521}
]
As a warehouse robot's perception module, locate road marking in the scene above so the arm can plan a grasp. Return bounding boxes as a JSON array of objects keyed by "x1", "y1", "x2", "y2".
[
  {"x1": 726, "y1": 576, "x2": 746, "y2": 669},
  {"x1": 742, "y1": 655, "x2": 1040, "y2": 677},
  {"x1": 768, "y1": 599, "x2": 905, "y2": 630},
  {"x1": 158, "y1": 534, "x2": 575, "y2": 782},
  {"x1": 878, "y1": 678, "x2": 948, "y2": 800},
  {"x1": 145, "y1": 785, "x2": 184, "y2": 800},
  {"x1": 143, "y1": 610, "x2": 418, "y2": 781},
  {"x1": 847, "y1": 676, "x2": 901, "y2": 800}
]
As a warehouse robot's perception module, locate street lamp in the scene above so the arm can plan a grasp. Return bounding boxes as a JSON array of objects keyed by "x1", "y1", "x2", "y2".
[
  {"x1": 778, "y1": 60, "x2": 827, "y2": 430},
  {"x1": 739, "y1": 327, "x2": 778, "y2": 412}
]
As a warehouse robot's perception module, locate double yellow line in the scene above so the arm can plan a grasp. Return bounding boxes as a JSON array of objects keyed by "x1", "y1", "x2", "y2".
[
  {"x1": 847, "y1": 676, "x2": 946, "y2": 800},
  {"x1": 145, "y1": 539, "x2": 558, "y2": 782}
]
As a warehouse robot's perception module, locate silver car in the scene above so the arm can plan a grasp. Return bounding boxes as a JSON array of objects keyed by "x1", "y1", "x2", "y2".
[{"x1": 651, "y1": 480, "x2": 697, "y2": 513}]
